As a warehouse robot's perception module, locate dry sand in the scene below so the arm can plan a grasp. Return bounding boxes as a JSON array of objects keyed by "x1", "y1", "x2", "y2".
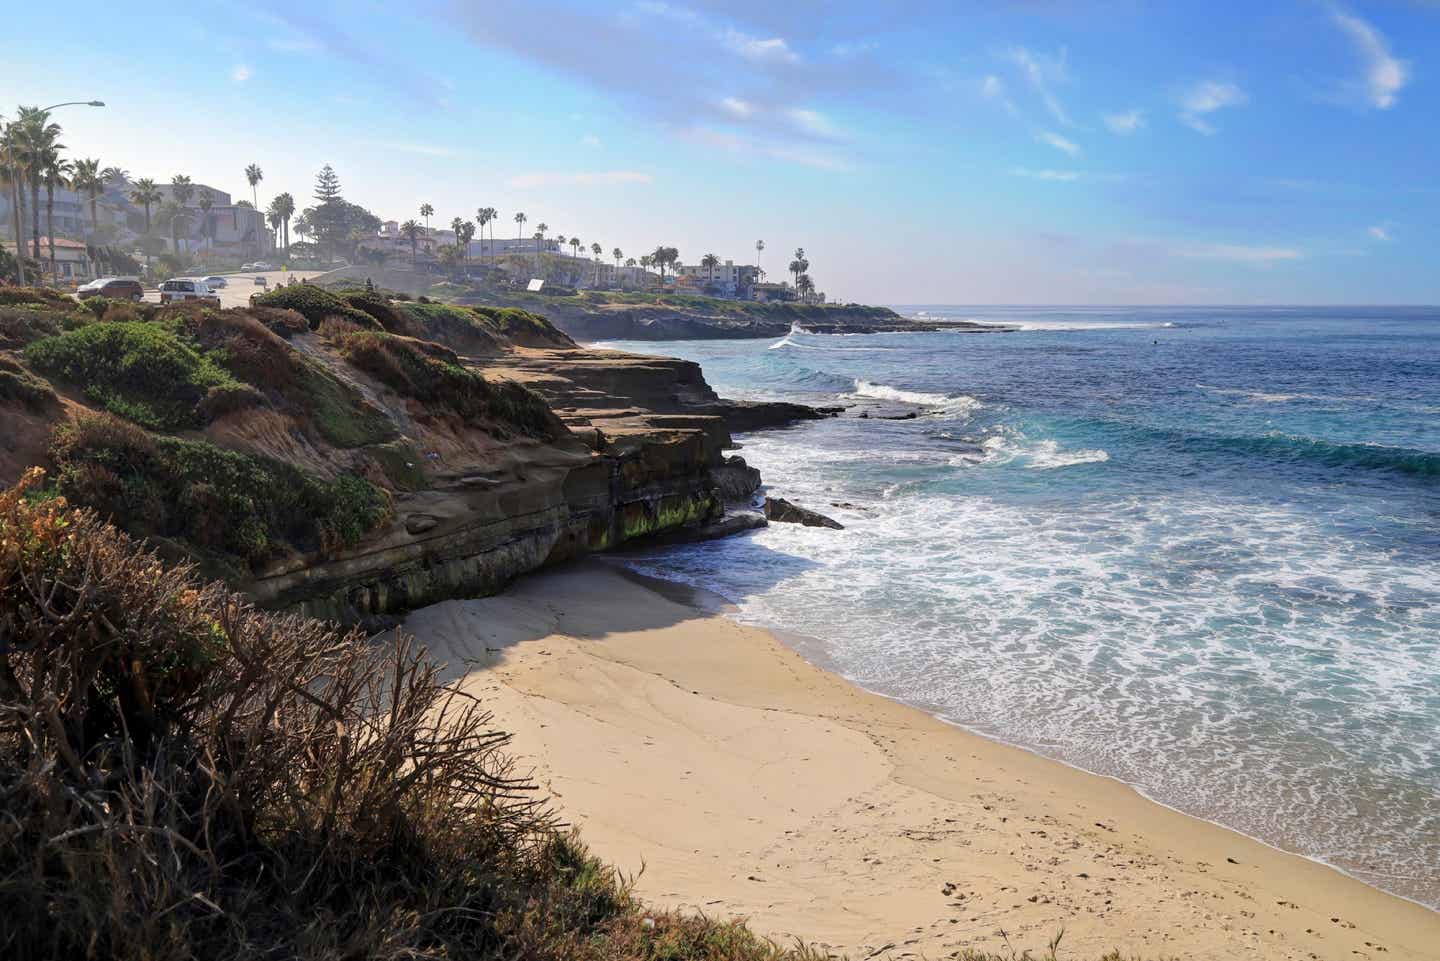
[{"x1": 403, "y1": 560, "x2": 1440, "y2": 960}]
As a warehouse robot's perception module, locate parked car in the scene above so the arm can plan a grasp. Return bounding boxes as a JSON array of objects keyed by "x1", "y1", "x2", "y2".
[
  {"x1": 253, "y1": 275, "x2": 268, "y2": 286},
  {"x1": 251, "y1": 262, "x2": 276, "y2": 271},
  {"x1": 158, "y1": 278, "x2": 221, "y2": 305},
  {"x1": 76, "y1": 277, "x2": 144, "y2": 302},
  {"x1": 204, "y1": 275, "x2": 228, "y2": 288}
]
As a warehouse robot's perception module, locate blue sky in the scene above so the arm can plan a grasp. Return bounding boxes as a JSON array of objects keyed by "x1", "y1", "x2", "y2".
[{"x1": 7, "y1": 0, "x2": 1438, "y2": 304}]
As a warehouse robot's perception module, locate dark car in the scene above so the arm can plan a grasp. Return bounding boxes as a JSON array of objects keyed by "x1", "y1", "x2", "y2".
[{"x1": 76, "y1": 277, "x2": 144, "y2": 302}]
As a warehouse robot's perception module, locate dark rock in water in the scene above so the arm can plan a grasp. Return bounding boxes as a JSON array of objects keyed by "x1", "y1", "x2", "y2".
[
  {"x1": 643, "y1": 510, "x2": 767, "y2": 545},
  {"x1": 712, "y1": 455, "x2": 762, "y2": 502},
  {"x1": 877, "y1": 411, "x2": 918, "y2": 420},
  {"x1": 764, "y1": 497, "x2": 844, "y2": 530}
]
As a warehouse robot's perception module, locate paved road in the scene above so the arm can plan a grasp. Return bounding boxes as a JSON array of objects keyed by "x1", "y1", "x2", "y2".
[{"x1": 141, "y1": 270, "x2": 327, "y2": 308}]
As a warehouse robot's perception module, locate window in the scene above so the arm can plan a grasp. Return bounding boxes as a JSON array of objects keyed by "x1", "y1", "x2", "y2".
[{"x1": 62, "y1": 263, "x2": 73, "y2": 278}]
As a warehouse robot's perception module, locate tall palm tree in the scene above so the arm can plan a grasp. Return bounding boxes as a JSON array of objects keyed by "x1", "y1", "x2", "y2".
[
  {"x1": 701, "y1": 252, "x2": 719, "y2": 283},
  {"x1": 0, "y1": 118, "x2": 28, "y2": 283},
  {"x1": 42, "y1": 153, "x2": 73, "y2": 282},
  {"x1": 451, "y1": 216, "x2": 466, "y2": 271},
  {"x1": 476, "y1": 207, "x2": 496, "y2": 267},
  {"x1": 14, "y1": 107, "x2": 63, "y2": 263},
  {"x1": 130, "y1": 178, "x2": 162, "y2": 276},
  {"x1": 272, "y1": 192, "x2": 295, "y2": 254},
  {"x1": 100, "y1": 165, "x2": 129, "y2": 186},
  {"x1": 400, "y1": 219, "x2": 422, "y2": 265},
  {"x1": 70, "y1": 158, "x2": 102, "y2": 239},
  {"x1": 244, "y1": 163, "x2": 263, "y2": 256},
  {"x1": 420, "y1": 202, "x2": 433, "y2": 240},
  {"x1": 170, "y1": 174, "x2": 194, "y2": 207},
  {"x1": 513, "y1": 211, "x2": 527, "y2": 263},
  {"x1": 590, "y1": 241, "x2": 602, "y2": 286},
  {"x1": 197, "y1": 190, "x2": 215, "y2": 248},
  {"x1": 755, "y1": 239, "x2": 765, "y2": 282},
  {"x1": 612, "y1": 247, "x2": 623, "y2": 288},
  {"x1": 570, "y1": 236, "x2": 581, "y2": 260},
  {"x1": 535, "y1": 222, "x2": 549, "y2": 271}
]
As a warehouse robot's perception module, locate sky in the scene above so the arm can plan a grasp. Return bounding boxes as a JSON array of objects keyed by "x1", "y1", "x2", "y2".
[{"x1": 6, "y1": 0, "x2": 1439, "y2": 304}]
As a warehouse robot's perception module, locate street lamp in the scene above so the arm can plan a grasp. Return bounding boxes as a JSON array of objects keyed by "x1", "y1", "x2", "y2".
[{"x1": 40, "y1": 101, "x2": 105, "y2": 111}]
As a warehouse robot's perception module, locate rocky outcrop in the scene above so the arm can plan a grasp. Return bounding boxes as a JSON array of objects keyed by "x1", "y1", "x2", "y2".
[
  {"x1": 764, "y1": 497, "x2": 844, "y2": 530},
  {"x1": 712, "y1": 455, "x2": 762, "y2": 502}
]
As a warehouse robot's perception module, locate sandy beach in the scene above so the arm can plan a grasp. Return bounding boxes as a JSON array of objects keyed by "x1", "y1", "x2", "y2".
[{"x1": 403, "y1": 561, "x2": 1440, "y2": 960}]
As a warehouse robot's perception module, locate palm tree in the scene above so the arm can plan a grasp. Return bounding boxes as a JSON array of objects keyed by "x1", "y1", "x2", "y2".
[
  {"x1": 1, "y1": 117, "x2": 28, "y2": 284},
  {"x1": 100, "y1": 165, "x2": 128, "y2": 186},
  {"x1": 400, "y1": 219, "x2": 422, "y2": 265},
  {"x1": 42, "y1": 153, "x2": 73, "y2": 282},
  {"x1": 513, "y1": 211, "x2": 527, "y2": 264},
  {"x1": 244, "y1": 163, "x2": 263, "y2": 256},
  {"x1": 459, "y1": 221, "x2": 476, "y2": 273},
  {"x1": 70, "y1": 157, "x2": 103, "y2": 275},
  {"x1": 267, "y1": 207, "x2": 283, "y2": 248},
  {"x1": 570, "y1": 236, "x2": 581, "y2": 260},
  {"x1": 166, "y1": 205, "x2": 194, "y2": 263},
  {"x1": 170, "y1": 174, "x2": 194, "y2": 207},
  {"x1": 130, "y1": 178, "x2": 162, "y2": 276},
  {"x1": 612, "y1": 247, "x2": 623, "y2": 288},
  {"x1": 451, "y1": 216, "x2": 465, "y2": 269},
  {"x1": 701, "y1": 252, "x2": 719, "y2": 283},
  {"x1": 272, "y1": 192, "x2": 295, "y2": 254},
  {"x1": 197, "y1": 190, "x2": 215, "y2": 248},
  {"x1": 535, "y1": 222, "x2": 549, "y2": 271},
  {"x1": 420, "y1": 202, "x2": 434, "y2": 239},
  {"x1": 755, "y1": 239, "x2": 765, "y2": 281},
  {"x1": 590, "y1": 242, "x2": 603, "y2": 286},
  {"x1": 14, "y1": 107, "x2": 63, "y2": 263},
  {"x1": 476, "y1": 207, "x2": 496, "y2": 267}
]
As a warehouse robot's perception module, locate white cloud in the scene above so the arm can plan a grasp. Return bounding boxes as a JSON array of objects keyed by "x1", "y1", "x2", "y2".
[
  {"x1": 766, "y1": 145, "x2": 851, "y2": 171},
  {"x1": 1007, "y1": 46, "x2": 1071, "y2": 126},
  {"x1": 1037, "y1": 130, "x2": 1080, "y2": 156},
  {"x1": 718, "y1": 97, "x2": 755, "y2": 119},
  {"x1": 1176, "y1": 243, "x2": 1301, "y2": 263},
  {"x1": 231, "y1": 64, "x2": 252, "y2": 82},
  {"x1": 374, "y1": 142, "x2": 455, "y2": 157},
  {"x1": 1104, "y1": 109, "x2": 1145, "y2": 134},
  {"x1": 1330, "y1": 7, "x2": 1409, "y2": 109},
  {"x1": 722, "y1": 28, "x2": 799, "y2": 64},
  {"x1": 1011, "y1": 168, "x2": 1081, "y2": 181},
  {"x1": 1178, "y1": 80, "x2": 1247, "y2": 135},
  {"x1": 1368, "y1": 225, "x2": 1391, "y2": 241},
  {"x1": 507, "y1": 170, "x2": 653, "y2": 188},
  {"x1": 981, "y1": 74, "x2": 1020, "y2": 117},
  {"x1": 581, "y1": 134, "x2": 602, "y2": 146},
  {"x1": 785, "y1": 107, "x2": 843, "y2": 139}
]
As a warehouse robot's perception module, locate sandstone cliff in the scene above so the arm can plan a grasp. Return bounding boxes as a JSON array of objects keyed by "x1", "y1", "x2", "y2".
[{"x1": 0, "y1": 285, "x2": 798, "y2": 625}]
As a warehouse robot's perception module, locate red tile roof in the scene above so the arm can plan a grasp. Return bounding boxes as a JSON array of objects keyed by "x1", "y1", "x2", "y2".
[{"x1": 3, "y1": 236, "x2": 89, "y2": 250}]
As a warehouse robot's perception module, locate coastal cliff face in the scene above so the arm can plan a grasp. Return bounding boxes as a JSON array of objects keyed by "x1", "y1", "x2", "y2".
[{"x1": 0, "y1": 285, "x2": 787, "y2": 625}]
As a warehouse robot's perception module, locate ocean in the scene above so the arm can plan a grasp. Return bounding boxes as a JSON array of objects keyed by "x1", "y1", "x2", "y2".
[{"x1": 600, "y1": 305, "x2": 1440, "y2": 909}]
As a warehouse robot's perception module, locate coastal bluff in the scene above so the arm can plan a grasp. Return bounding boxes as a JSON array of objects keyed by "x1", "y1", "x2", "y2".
[{"x1": 0, "y1": 284, "x2": 806, "y2": 626}]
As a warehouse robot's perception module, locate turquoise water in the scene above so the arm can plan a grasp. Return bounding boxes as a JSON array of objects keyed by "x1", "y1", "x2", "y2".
[{"x1": 603, "y1": 306, "x2": 1440, "y2": 907}]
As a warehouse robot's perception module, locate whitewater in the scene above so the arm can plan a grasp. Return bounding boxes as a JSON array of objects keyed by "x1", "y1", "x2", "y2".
[{"x1": 607, "y1": 305, "x2": 1440, "y2": 909}]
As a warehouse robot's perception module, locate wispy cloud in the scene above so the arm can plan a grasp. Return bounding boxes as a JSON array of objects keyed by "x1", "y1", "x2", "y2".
[
  {"x1": 1104, "y1": 109, "x2": 1144, "y2": 134},
  {"x1": 1037, "y1": 130, "x2": 1080, "y2": 156},
  {"x1": 374, "y1": 141, "x2": 454, "y2": 157},
  {"x1": 830, "y1": 40, "x2": 878, "y2": 58},
  {"x1": 981, "y1": 74, "x2": 1019, "y2": 117},
  {"x1": 1330, "y1": 6, "x2": 1409, "y2": 109},
  {"x1": 719, "y1": 96, "x2": 756, "y2": 118},
  {"x1": 1007, "y1": 46, "x2": 1071, "y2": 126},
  {"x1": 581, "y1": 134, "x2": 602, "y2": 147},
  {"x1": 784, "y1": 107, "x2": 843, "y2": 139},
  {"x1": 766, "y1": 145, "x2": 852, "y2": 171},
  {"x1": 1175, "y1": 243, "x2": 1301, "y2": 263},
  {"x1": 1178, "y1": 80, "x2": 1247, "y2": 135},
  {"x1": 1368, "y1": 224, "x2": 1391, "y2": 241},
  {"x1": 231, "y1": 64, "x2": 252, "y2": 82},
  {"x1": 507, "y1": 171, "x2": 653, "y2": 188},
  {"x1": 722, "y1": 28, "x2": 799, "y2": 64},
  {"x1": 1010, "y1": 167, "x2": 1080, "y2": 182}
]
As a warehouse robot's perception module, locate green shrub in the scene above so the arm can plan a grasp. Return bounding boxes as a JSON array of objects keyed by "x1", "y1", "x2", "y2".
[
  {"x1": 397, "y1": 300, "x2": 506, "y2": 354},
  {"x1": 24, "y1": 320, "x2": 260, "y2": 430},
  {"x1": 0, "y1": 354, "x2": 57, "y2": 410},
  {"x1": 337, "y1": 330, "x2": 564, "y2": 439},
  {"x1": 251, "y1": 284, "x2": 380, "y2": 330},
  {"x1": 0, "y1": 305, "x2": 63, "y2": 349},
  {"x1": 0, "y1": 285, "x2": 74, "y2": 309},
  {"x1": 50, "y1": 413, "x2": 392, "y2": 566}
]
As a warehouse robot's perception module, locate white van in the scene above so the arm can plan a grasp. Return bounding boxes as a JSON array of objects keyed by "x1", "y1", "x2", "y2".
[{"x1": 158, "y1": 278, "x2": 221, "y2": 305}]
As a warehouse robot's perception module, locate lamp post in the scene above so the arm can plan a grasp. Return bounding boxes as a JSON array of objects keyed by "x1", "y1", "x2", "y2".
[{"x1": 7, "y1": 101, "x2": 103, "y2": 285}]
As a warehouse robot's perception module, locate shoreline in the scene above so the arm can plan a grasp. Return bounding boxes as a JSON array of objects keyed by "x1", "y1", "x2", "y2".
[{"x1": 403, "y1": 559, "x2": 1440, "y2": 960}]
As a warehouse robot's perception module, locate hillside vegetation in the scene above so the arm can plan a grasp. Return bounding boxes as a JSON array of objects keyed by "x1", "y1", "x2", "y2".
[{"x1": 0, "y1": 286, "x2": 573, "y2": 581}]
